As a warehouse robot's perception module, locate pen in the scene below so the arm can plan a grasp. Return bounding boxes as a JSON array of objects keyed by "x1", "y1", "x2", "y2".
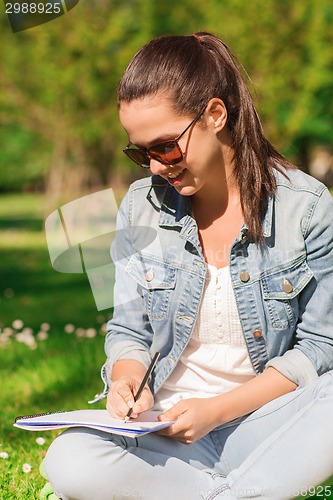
[{"x1": 124, "y1": 352, "x2": 160, "y2": 423}]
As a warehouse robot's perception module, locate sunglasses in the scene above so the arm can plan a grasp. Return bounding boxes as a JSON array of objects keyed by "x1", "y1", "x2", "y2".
[{"x1": 123, "y1": 107, "x2": 205, "y2": 169}]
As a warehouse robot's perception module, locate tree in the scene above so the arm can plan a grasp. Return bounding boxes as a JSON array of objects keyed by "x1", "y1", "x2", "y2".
[
  {"x1": 203, "y1": 0, "x2": 333, "y2": 168},
  {"x1": 0, "y1": 0, "x2": 332, "y2": 197}
]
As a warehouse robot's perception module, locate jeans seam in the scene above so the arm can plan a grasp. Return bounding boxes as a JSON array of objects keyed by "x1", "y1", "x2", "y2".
[{"x1": 205, "y1": 484, "x2": 231, "y2": 500}]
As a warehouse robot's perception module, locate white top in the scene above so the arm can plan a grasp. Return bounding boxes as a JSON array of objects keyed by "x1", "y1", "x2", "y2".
[{"x1": 154, "y1": 265, "x2": 256, "y2": 411}]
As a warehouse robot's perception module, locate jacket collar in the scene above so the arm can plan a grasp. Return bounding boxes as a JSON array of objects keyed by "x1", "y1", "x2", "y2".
[
  {"x1": 155, "y1": 178, "x2": 274, "y2": 239},
  {"x1": 158, "y1": 183, "x2": 192, "y2": 228}
]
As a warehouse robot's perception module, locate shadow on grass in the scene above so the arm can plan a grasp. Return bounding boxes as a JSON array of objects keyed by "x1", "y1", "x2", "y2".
[{"x1": 0, "y1": 218, "x2": 44, "y2": 232}]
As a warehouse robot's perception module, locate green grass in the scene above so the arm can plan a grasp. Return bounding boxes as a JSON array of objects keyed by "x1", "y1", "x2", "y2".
[
  {"x1": 0, "y1": 336, "x2": 106, "y2": 499},
  {"x1": 0, "y1": 193, "x2": 108, "y2": 499}
]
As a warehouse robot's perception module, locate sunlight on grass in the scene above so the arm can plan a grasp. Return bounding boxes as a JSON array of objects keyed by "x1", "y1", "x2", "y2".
[
  {"x1": 0, "y1": 193, "x2": 46, "y2": 218},
  {"x1": 0, "y1": 193, "x2": 46, "y2": 249},
  {"x1": 0, "y1": 230, "x2": 46, "y2": 249},
  {"x1": 0, "y1": 330, "x2": 106, "y2": 499}
]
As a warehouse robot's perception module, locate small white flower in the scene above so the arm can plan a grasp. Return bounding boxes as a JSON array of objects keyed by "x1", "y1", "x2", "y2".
[
  {"x1": 75, "y1": 328, "x2": 85, "y2": 338},
  {"x1": 12, "y1": 319, "x2": 24, "y2": 330},
  {"x1": 22, "y1": 463, "x2": 32, "y2": 473},
  {"x1": 64, "y1": 324, "x2": 75, "y2": 334},
  {"x1": 100, "y1": 323, "x2": 107, "y2": 335},
  {"x1": 37, "y1": 331, "x2": 48, "y2": 341},
  {"x1": 36, "y1": 437, "x2": 46, "y2": 446},
  {"x1": 85, "y1": 328, "x2": 97, "y2": 338},
  {"x1": 15, "y1": 332, "x2": 26, "y2": 344},
  {"x1": 3, "y1": 327, "x2": 14, "y2": 336},
  {"x1": 22, "y1": 327, "x2": 33, "y2": 335},
  {"x1": 40, "y1": 322, "x2": 50, "y2": 331},
  {"x1": 16, "y1": 331, "x2": 37, "y2": 349},
  {"x1": 0, "y1": 452, "x2": 9, "y2": 459}
]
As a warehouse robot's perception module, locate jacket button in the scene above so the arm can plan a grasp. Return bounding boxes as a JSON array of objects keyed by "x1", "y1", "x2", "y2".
[
  {"x1": 240, "y1": 271, "x2": 250, "y2": 282},
  {"x1": 145, "y1": 269, "x2": 154, "y2": 282},
  {"x1": 283, "y1": 278, "x2": 293, "y2": 293},
  {"x1": 253, "y1": 329, "x2": 262, "y2": 338}
]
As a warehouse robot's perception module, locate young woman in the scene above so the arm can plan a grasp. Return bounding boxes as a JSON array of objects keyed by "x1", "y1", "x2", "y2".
[{"x1": 44, "y1": 32, "x2": 333, "y2": 499}]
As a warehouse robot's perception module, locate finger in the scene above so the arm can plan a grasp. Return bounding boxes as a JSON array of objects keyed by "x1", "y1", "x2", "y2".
[
  {"x1": 132, "y1": 387, "x2": 154, "y2": 414},
  {"x1": 108, "y1": 383, "x2": 135, "y2": 417},
  {"x1": 115, "y1": 380, "x2": 136, "y2": 405},
  {"x1": 106, "y1": 393, "x2": 129, "y2": 419},
  {"x1": 157, "y1": 427, "x2": 191, "y2": 444},
  {"x1": 157, "y1": 421, "x2": 194, "y2": 444},
  {"x1": 158, "y1": 401, "x2": 185, "y2": 422},
  {"x1": 157, "y1": 416, "x2": 185, "y2": 436},
  {"x1": 111, "y1": 387, "x2": 133, "y2": 409}
]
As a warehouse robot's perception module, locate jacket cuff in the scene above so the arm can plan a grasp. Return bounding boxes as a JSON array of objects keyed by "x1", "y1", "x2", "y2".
[
  {"x1": 105, "y1": 340, "x2": 151, "y2": 382},
  {"x1": 89, "y1": 341, "x2": 151, "y2": 404},
  {"x1": 266, "y1": 348, "x2": 318, "y2": 387}
]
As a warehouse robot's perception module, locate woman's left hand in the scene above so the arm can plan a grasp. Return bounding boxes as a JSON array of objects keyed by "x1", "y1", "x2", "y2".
[{"x1": 157, "y1": 397, "x2": 221, "y2": 444}]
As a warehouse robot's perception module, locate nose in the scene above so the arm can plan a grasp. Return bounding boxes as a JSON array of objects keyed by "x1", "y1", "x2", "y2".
[{"x1": 149, "y1": 158, "x2": 169, "y2": 176}]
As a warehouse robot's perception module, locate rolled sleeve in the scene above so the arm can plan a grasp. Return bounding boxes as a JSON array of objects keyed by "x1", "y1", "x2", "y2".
[
  {"x1": 104, "y1": 340, "x2": 151, "y2": 383},
  {"x1": 266, "y1": 348, "x2": 318, "y2": 387}
]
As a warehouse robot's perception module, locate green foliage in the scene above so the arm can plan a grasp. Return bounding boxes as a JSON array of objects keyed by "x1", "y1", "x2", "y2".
[
  {"x1": 0, "y1": 0, "x2": 332, "y2": 193},
  {"x1": 0, "y1": 125, "x2": 50, "y2": 191},
  {"x1": 203, "y1": 0, "x2": 333, "y2": 162}
]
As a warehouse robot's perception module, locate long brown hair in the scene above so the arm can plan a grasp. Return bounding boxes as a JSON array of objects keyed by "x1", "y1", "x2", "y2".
[{"x1": 117, "y1": 32, "x2": 295, "y2": 242}]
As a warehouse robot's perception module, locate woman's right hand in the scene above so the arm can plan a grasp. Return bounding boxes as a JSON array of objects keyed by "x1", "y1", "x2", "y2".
[{"x1": 106, "y1": 376, "x2": 154, "y2": 420}]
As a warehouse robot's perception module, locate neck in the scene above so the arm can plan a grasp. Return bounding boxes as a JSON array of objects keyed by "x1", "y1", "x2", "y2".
[
  {"x1": 191, "y1": 185, "x2": 241, "y2": 231},
  {"x1": 191, "y1": 139, "x2": 241, "y2": 226},
  {"x1": 193, "y1": 160, "x2": 239, "y2": 214}
]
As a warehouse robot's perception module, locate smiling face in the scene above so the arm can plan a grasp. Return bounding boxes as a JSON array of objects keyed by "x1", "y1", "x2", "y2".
[{"x1": 119, "y1": 95, "x2": 234, "y2": 200}]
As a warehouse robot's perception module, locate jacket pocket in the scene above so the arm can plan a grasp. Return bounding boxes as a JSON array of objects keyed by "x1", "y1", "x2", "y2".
[
  {"x1": 126, "y1": 253, "x2": 177, "y2": 320},
  {"x1": 261, "y1": 257, "x2": 314, "y2": 330}
]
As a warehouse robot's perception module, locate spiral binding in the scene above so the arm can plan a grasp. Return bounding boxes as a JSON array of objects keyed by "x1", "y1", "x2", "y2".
[{"x1": 15, "y1": 410, "x2": 67, "y2": 423}]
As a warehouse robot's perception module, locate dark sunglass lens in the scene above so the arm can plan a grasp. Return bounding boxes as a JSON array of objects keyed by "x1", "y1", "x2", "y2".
[
  {"x1": 124, "y1": 149, "x2": 150, "y2": 168},
  {"x1": 150, "y1": 142, "x2": 183, "y2": 165}
]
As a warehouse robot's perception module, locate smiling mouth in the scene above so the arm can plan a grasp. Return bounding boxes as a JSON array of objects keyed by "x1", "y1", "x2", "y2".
[{"x1": 167, "y1": 168, "x2": 185, "y2": 179}]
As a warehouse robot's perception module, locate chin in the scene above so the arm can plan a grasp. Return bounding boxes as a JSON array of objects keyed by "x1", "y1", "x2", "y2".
[{"x1": 174, "y1": 185, "x2": 197, "y2": 196}]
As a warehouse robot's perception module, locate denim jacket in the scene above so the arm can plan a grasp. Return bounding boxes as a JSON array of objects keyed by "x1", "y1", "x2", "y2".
[{"x1": 92, "y1": 167, "x2": 333, "y2": 403}]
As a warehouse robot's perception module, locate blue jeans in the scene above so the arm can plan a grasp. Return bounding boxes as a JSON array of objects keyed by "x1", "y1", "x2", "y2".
[{"x1": 44, "y1": 371, "x2": 333, "y2": 500}]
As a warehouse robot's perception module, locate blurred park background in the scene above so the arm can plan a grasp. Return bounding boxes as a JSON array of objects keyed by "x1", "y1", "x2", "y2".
[{"x1": 1, "y1": 0, "x2": 333, "y2": 498}]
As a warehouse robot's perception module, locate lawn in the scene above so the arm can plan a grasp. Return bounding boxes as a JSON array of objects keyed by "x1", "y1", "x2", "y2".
[{"x1": 0, "y1": 193, "x2": 109, "y2": 499}]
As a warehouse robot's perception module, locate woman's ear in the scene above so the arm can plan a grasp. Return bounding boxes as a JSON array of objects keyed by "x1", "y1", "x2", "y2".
[{"x1": 206, "y1": 98, "x2": 228, "y2": 133}]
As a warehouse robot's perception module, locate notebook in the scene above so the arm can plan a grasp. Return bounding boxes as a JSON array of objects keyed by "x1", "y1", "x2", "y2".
[{"x1": 14, "y1": 409, "x2": 173, "y2": 438}]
